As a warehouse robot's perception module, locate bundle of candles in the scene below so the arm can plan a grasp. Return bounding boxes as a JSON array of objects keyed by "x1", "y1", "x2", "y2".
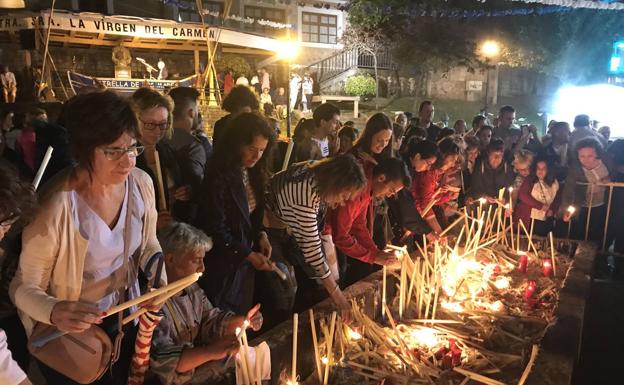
[{"x1": 298, "y1": 197, "x2": 573, "y2": 385}]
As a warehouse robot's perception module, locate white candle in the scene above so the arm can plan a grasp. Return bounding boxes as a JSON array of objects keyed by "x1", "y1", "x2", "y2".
[
  {"x1": 33, "y1": 146, "x2": 53, "y2": 190},
  {"x1": 291, "y1": 313, "x2": 298, "y2": 383}
]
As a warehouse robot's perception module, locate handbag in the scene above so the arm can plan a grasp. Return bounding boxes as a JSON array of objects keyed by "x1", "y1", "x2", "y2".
[{"x1": 28, "y1": 175, "x2": 139, "y2": 384}]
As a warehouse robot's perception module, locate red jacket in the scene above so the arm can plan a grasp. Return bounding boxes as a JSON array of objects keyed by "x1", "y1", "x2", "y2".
[
  {"x1": 411, "y1": 169, "x2": 453, "y2": 217},
  {"x1": 323, "y1": 158, "x2": 378, "y2": 264}
]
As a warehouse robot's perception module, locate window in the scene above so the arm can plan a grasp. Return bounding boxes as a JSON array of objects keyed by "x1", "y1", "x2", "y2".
[
  {"x1": 244, "y1": 6, "x2": 285, "y2": 36},
  {"x1": 178, "y1": 1, "x2": 223, "y2": 24},
  {"x1": 301, "y1": 12, "x2": 337, "y2": 44}
]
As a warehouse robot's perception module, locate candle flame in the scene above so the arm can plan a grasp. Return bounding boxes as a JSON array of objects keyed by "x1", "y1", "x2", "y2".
[
  {"x1": 321, "y1": 356, "x2": 328, "y2": 365},
  {"x1": 235, "y1": 327, "x2": 241, "y2": 335},
  {"x1": 543, "y1": 260, "x2": 552, "y2": 267},
  {"x1": 493, "y1": 277, "x2": 510, "y2": 290},
  {"x1": 243, "y1": 319, "x2": 250, "y2": 327},
  {"x1": 441, "y1": 301, "x2": 464, "y2": 313},
  {"x1": 567, "y1": 205, "x2": 576, "y2": 214},
  {"x1": 346, "y1": 327, "x2": 362, "y2": 341},
  {"x1": 478, "y1": 197, "x2": 487, "y2": 204},
  {"x1": 410, "y1": 327, "x2": 439, "y2": 348},
  {"x1": 504, "y1": 203, "x2": 510, "y2": 209},
  {"x1": 508, "y1": 186, "x2": 513, "y2": 193}
]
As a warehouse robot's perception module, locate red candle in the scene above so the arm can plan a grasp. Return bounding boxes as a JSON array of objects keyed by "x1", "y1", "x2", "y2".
[
  {"x1": 517, "y1": 252, "x2": 528, "y2": 273},
  {"x1": 542, "y1": 260, "x2": 553, "y2": 277},
  {"x1": 524, "y1": 280, "x2": 537, "y2": 301},
  {"x1": 442, "y1": 352, "x2": 453, "y2": 369}
]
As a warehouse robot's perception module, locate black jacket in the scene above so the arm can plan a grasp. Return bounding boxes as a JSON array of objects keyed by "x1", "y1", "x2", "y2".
[
  {"x1": 196, "y1": 163, "x2": 264, "y2": 312},
  {"x1": 135, "y1": 141, "x2": 194, "y2": 223},
  {"x1": 468, "y1": 157, "x2": 515, "y2": 199},
  {"x1": 165, "y1": 128, "x2": 206, "y2": 194}
]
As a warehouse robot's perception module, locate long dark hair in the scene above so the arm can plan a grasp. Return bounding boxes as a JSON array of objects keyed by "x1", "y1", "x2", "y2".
[
  {"x1": 434, "y1": 137, "x2": 460, "y2": 169},
  {"x1": 350, "y1": 112, "x2": 393, "y2": 159},
  {"x1": 210, "y1": 112, "x2": 275, "y2": 201},
  {"x1": 529, "y1": 157, "x2": 556, "y2": 186}
]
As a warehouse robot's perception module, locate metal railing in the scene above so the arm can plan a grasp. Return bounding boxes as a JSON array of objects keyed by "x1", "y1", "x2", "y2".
[{"x1": 304, "y1": 47, "x2": 395, "y2": 85}]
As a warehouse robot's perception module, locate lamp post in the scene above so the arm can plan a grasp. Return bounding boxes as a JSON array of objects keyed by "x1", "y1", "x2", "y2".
[
  {"x1": 278, "y1": 40, "x2": 299, "y2": 138},
  {"x1": 481, "y1": 40, "x2": 500, "y2": 114}
]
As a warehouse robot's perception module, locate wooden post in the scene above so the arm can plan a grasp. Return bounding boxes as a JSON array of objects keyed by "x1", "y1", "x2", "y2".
[
  {"x1": 585, "y1": 184, "x2": 594, "y2": 241},
  {"x1": 603, "y1": 185, "x2": 614, "y2": 250}
]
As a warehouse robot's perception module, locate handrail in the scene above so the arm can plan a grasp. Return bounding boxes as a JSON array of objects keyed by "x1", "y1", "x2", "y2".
[{"x1": 304, "y1": 47, "x2": 395, "y2": 86}]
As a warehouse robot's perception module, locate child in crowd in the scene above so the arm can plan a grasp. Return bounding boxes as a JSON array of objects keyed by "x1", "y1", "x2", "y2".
[
  {"x1": 511, "y1": 149, "x2": 534, "y2": 205},
  {"x1": 514, "y1": 158, "x2": 561, "y2": 236},
  {"x1": 468, "y1": 138, "x2": 515, "y2": 205},
  {"x1": 151, "y1": 222, "x2": 263, "y2": 385}
]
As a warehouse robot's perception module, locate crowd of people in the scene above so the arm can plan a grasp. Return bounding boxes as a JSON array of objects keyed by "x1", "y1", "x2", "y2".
[{"x1": 0, "y1": 84, "x2": 622, "y2": 385}]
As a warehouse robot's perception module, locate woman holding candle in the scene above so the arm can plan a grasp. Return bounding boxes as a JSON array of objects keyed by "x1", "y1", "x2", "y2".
[
  {"x1": 560, "y1": 138, "x2": 612, "y2": 243},
  {"x1": 132, "y1": 88, "x2": 192, "y2": 227},
  {"x1": 514, "y1": 158, "x2": 561, "y2": 236},
  {"x1": 387, "y1": 138, "x2": 440, "y2": 248},
  {"x1": 467, "y1": 138, "x2": 515, "y2": 205},
  {"x1": 10, "y1": 91, "x2": 166, "y2": 385},
  {"x1": 196, "y1": 112, "x2": 275, "y2": 315},
  {"x1": 411, "y1": 137, "x2": 461, "y2": 234},
  {"x1": 151, "y1": 222, "x2": 262, "y2": 385},
  {"x1": 264, "y1": 154, "x2": 367, "y2": 321}
]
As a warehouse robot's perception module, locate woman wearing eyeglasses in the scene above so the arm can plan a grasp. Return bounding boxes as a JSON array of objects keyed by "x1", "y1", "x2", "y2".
[
  {"x1": 132, "y1": 88, "x2": 192, "y2": 227},
  {"x1": 10, "y1": 91, "x2": 165, "y2": 385}
]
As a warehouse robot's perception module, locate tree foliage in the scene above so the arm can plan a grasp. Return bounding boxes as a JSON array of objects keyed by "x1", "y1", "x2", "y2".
[
  {"x1": 215, "y1": 54, "x2": 252, "y2": 77},
  {"x1": 345, "y1": 0, "x2": 624, "y2": 83}
]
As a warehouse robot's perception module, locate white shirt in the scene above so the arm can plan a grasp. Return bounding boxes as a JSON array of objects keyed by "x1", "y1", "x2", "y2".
[
  {"x1": 0, "y1": 329, "x2": 26, "y2": 385},
  {"x1": 71, "y1": 181, "x2": 145, "y2": 311},
  {"x1": 235, "y1": 76, "x2": 249, "y2": 86},
  {"x1": 0, "y1": 72, "x2": 15, "y2": 88},
  {"x1": 312, "y1": 137, "x2": 330, "y2": 158},
  {"x1": 302, "y1": 78, "x2": 313, "y2": 94},
  {"x1": 530, "y1": 179, "x2": 559, "y2": 220}
]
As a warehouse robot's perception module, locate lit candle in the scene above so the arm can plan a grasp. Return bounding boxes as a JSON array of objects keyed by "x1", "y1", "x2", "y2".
[
  {"x1": 524, "y1": 280, "x2": 537, "y2": 302},
  {"x1": 542, "y1": 259, "x2": 553, "y2": 277},
  {"x1": 566, "y1": 205, "x2": 576, "y2": 239},
  {"x1": 517, "y1": 252, "x2": 528, "y2": 273},
  {"x1": 508, "y1": 186, "x2": 514, "y2": 212},
  {"x1": 381, "y1": 265, "x2": 387, "y2": 319}
]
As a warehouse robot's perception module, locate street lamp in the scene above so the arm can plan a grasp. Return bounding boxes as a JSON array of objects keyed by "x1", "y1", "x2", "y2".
[
  {"x1": 480, "y1": 40, "x2": 500, "y2": 114},
  {"x1": 277, "y1": 40, "x2": 299, "y2": 138}
]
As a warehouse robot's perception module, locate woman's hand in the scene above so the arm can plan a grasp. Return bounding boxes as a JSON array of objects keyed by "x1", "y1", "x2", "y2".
[
  {"x1": 205, "y1": 336, "x2": 240, "y2": 361},
  {"x1": 157, "y1": 211, "x2": 173, "y2": 230},
  {"x1": 246, "y1": 303, "x2": 263, "y2": 331},
  {"x1": 331, "y1": 289, "x2": 352, "y2": 324},
  {"x1": 374, "y1": 250, "x2": 397, "y2": 265},
  {"x1": 174, "y1": 185, "x2": 191, "y2": 201},
  {"x1": 246, "y1": 252, "x2": 273, "y2": 271},
  {"x1": 50, "y1": 301, "x2": 103, "y2": 333},
  {"x1": 257, "y1": 232, "x2": 272, "y2": 259},
  {"x1": 563, "y1": 212, "x2": 572, "y2": 222}
]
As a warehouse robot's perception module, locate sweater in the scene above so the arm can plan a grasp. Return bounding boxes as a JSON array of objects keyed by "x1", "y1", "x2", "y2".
[{"x1": 10, "y1": 167, "x2": 165, "y2": 336}]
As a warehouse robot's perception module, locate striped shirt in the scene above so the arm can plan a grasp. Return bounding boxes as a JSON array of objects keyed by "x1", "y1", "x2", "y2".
[{"x1": 267, "y1": 162, "x2": 330, "y2": 279}]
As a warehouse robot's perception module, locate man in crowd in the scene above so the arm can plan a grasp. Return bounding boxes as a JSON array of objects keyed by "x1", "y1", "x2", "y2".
[
  {"x1": 1, "y1": 66, "x2": 16, "y2": 104},
  {"x1": 570, "y1": 114, "x2": 607, "y2": 149},
  {"x1": 167, "y1": 87, "x2": 207, "y2": 194},
  {"x1": 323, "y1": 157, "x2": 411, "y2": 286},
  {"x1": 493, "y1": 105, "x2": 522, "y2": 153},
  {"x1": 311, "y1": 103, "x2": 341, "y2": 158}
]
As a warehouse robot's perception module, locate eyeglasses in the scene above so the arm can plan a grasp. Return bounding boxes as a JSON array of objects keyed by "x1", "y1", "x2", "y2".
[
  {"x1": 140, "y1": 119, "x2": 169, "y2": 132},
  {"x1": 101, "y1": 145, "x2": 145, "y2": 161}
]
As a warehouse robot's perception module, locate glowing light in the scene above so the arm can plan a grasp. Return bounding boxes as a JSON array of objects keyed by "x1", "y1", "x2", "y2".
[
  {"x1": 346, "y1": 327, "x2": 362, "y2": 341},
  {"x1": 550, "y1": 84, "x2": 624, "y2": 137},
  {"x1": 321, "y1": 356, "x2": 328, "y2": 365},
  {"x1": 243, "y1": 319, "x2": 250, "y2": 328},
  {"x1": 277, "y1": 40, "x2": 299, "y2": 61},
  {"x1": 489, "y1": 300, "x2": 504, "y2": 312},
  {"x1": 235, "y1": 327, "x2": 241, "y2": 335},
  {"x1": 493, "y1": 277, "x2": 510, "y2": 290},
  {"x1": 478, "y1": 197, "x2": 487, "y2": 205},
  {"x1": 481, "y1": 40, "x2": 500, "y2": 58},
  {"x1": 286, "y1": 381, "x2": 299, "y2": 385},
  {"x1": 442, "y1": 301, "x2": 464, "y2": 313},
  {"x1": 567, "y1": 206, "x2": 576, "y2": 215},
  {"x1": 508, "y1": 187, "x2": 513, "y2": 193},
  {"x1": 410, "y1": 327, "x2": 439, "y2": 349},
  {"x1": 504, "y1": 203, "x2": 510, "y2": 209}
]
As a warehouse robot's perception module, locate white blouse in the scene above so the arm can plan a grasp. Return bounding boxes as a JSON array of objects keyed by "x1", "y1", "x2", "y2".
[
  {"x1": 530, "y1": 179, "x2": 559, "y2": 220},
  {"x1": 71, "y1": 181, "x2": 145, "y2": 311}
]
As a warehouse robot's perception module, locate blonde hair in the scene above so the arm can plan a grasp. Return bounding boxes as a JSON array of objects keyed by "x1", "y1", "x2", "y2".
[
  {"x1": 513, "y1": 149, "x2": 534, "y2": 171},
  {"x1": 131, "y1": 87, "x2": 175, "y2": 140}
]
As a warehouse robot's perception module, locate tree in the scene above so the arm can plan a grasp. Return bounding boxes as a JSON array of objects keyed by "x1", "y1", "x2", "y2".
[
  {"x1": 346, "y1": 0, "x2": 624, "y2": 84},
  {"x1": 341, "y1": 25, "x2": 391, "y2": 105}
]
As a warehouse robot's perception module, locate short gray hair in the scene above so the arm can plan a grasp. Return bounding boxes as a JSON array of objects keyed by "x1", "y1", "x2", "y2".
[{"x1": 158, "y1": 222, "x2": 213, "y2": 256}]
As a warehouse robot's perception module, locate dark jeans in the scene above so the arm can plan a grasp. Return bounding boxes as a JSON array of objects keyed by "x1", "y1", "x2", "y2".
[
  {"x1": 532, "y1": 217, "x2": 555, "y2": 237},
  {"x1": 265, "y1": 228, "x2": 326, "y2": 314},
  {"x1": 36, "y1": 317, "x2": 138, "y2": 385},
  {"x1": 340, "y1": 250, "x2": 379, "y2": 288}
]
